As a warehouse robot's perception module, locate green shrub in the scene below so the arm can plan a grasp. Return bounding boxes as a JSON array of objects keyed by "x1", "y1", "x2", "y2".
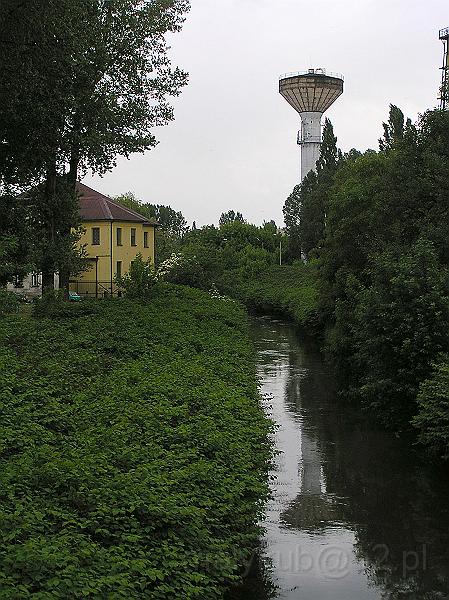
[
  {"x1": 0, "y1": 284, "x2": 272, "y2": 598},
  {"x1": 115, "y1": 253, "x2": 158, "y2": 299},
  {"x1": 220, "y1": 264, "x2": 320, "y2": 330},
  {"x1": 32, "y1": 290, "x2": 97, "y2": 319},
  {"x1": 338, "y1": 241, "x2": 449, "y2": 428},
  {"x1": 158, "y1": 252, "x2": 208, "y2": 289},
  {"x1": 0, "y1": 288, "x2": 19, "y2": 315},
  {"x1": 413, "y1": 355, "x2": 449, "y2": 460}
]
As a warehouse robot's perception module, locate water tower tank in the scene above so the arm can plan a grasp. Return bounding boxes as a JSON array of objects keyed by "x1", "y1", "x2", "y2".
[{"x1": 279, "y1": 68, "x2": 344, "y2": 181}]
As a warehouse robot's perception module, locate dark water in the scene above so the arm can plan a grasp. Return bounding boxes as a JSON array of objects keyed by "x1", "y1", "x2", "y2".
[{"x1": 229, "y1": 317, "x2": 449, "y2": 600}]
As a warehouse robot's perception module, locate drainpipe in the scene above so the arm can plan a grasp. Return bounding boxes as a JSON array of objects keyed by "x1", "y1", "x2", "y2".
[
  {"x1": 110, "y1": 220, "x2": 113, "y2": 295},
  {"x1": 95, "y1": 256, "x2": 98, "y2": 299}
]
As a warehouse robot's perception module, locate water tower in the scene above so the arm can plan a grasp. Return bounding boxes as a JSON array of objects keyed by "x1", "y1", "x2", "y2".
[{"x1": 279, "y1": 68, "x2": 344, "y2": 181}]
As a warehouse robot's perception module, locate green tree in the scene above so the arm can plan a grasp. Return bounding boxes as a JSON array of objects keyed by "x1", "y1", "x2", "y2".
[
  {"x1": 316, "y1": 117, "x2": 339, "y2": 172},
  {"x1": 26, "y1": 182, "x2": 89, "y2": 289},
  {"x1": 378, "y1": 104, "x2": 412, "y2": 151},
  {"x1": 283, "y1": 184, "x2": 302, "y2": 260},
  {"x1": 351, "y1": 241, "x2": 449, "y2": 428},
  {"x1": 414, "y1": 355, "x2": 449, "y2": 460},
  {"x1": 115, "y1": 253, "x2": 157, "y2": 298},
  {"x1": 114, "y1": 192, "x2": 188, "y2": 265},
  {"x1": 0, "y1": 193, "x2": 32, "y2": 286},
  {"x1": 219, "y1": 210, "x2": 245, "y2": 227},
  {"x1": 1, "y1": 0, "x2": 190, "y2": 292},
  {"x1": 299, "y1": 118, "x2": 340, "y2": 258},
  {"x1": 321, "y1": 107, "x2": 449, "y2": 433}
]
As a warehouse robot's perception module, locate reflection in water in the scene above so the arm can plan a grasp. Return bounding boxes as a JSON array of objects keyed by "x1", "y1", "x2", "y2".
[{"x1": 227, "y1": 317, "x2": 449, "y2": 600}]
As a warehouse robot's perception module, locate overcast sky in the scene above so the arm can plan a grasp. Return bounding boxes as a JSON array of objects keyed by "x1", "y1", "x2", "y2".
[{"x1": 84, "y1": 0, "x2": 449, "y2": 227}]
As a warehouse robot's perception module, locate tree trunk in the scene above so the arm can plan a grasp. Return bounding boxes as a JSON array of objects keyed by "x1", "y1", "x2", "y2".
[
  {"x1": 41, "y1": 268, "x2": 55, "y2": 292},
  {"x1": 41, "y1": 160, "x2": 57, "y2": 294},
  {"x1": 59, "y1": 146, "x2": 79, "y2": 300}
]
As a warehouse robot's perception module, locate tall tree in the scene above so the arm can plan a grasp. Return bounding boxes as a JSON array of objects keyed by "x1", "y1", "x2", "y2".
[
  {"x1": 219, "y1": 210, "x2": 245, "y2": 227},
  {"x1": 316, "y1": 117, "x2": 339, "y2": 171},
  {"x1": 378, "y1": 104, "x2": 412, "y2": 151},
  {"x1": 0, "y1": 193, "x2": 31, "y2": 286},
  {"x1": 298, "y1": 118, "x2": 340, "y2": 259},
  {"x1": 283, "y1": 184, "x2": 302, "y2": 260},
  {"x1": 321, "y1": 107, "x2": 449, "y2": 430},
  {"x1": 114, "y1": 192, "x2": 188, "y2": 264},
  {"x1": 0, "y1": 0, "x2": 190, "y2": 291}
]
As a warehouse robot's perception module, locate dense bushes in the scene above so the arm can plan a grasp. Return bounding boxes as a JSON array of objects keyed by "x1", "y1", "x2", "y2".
[
  {"x1": 0, "y1": 284, "x2": 272, "y2": 598},
  {"x1": 154, "y1": 219, "x2": 320, "y2": 331},
  {"x1": 414, "y1": 355, "x2": 449, "y2": 460},
  {"x1": 220, "y1": 264, "x2": 319, "y2": 331},
  {"x1": 0, "y1": 289, "x2": 19, "y2": 315},
  {"x1": 328, "y1": 242, "x2": 449, "y2": 428},
  {"x1": 310, "y1": 107, "x2": 449, "y2": 438}
]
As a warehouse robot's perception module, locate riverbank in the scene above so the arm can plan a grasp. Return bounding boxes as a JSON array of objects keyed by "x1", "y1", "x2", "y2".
[
  {"x1": 0, "y1": 284, "x2": 272, "y2": 599},
  {"x1": 220, "y1": 263, "x2": 320, "y2": 332}
]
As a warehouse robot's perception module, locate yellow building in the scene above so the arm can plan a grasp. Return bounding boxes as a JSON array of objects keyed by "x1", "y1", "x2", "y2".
[{"x1": 70, "y1": 183, "x2": 157, "y2": 297}]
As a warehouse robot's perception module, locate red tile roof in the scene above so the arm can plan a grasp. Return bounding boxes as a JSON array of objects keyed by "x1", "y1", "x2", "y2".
[{"x1": 77, "y1": 182, "x2": 157, "y2": 225}]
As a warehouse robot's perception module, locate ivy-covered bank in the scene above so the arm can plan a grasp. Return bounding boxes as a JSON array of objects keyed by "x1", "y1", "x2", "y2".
[{"x1": 0, "y1": 285, "x2": 272, "y2": 599}]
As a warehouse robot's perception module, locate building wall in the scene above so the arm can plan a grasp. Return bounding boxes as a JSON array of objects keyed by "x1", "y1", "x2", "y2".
[
  {"x1": 6, "y1": 220, "x2": 155, "y2": 299},
  {"x1": 6, "y1": 273, "x2": 59, "y2": 298},
  {"x1": 70, "y1": 220, "x2": 156, "y2": 297}
]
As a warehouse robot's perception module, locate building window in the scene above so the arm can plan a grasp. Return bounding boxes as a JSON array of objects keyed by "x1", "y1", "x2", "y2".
[
  {"x1": 31, "y1": 272, "x2": 39, "y2": 287},
  {"x1": 144, "y1": 231, "x2": 149, "y2": 248},
  {"x1": 92, "y1": 227, "x2": 100, "y2": 245},
  {"x1": 116, "y1": 227, "x2": 122, "y2": 246},
  {"x1": 116, "y1": 261, "x2": 122, "y2": 279},
  {"x1": 13, "y1": 275, "x2": 23, "y2": 288},
  {"x1": 130, "y1": 228, "x2": 137, "y2": 246}
]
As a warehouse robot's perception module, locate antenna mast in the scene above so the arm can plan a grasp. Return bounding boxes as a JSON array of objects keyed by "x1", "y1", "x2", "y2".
[{"x1": 439, "y1": 27, "x2": 449, "y2": 110}]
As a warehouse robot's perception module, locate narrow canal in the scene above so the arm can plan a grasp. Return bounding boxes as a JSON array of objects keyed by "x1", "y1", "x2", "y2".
[{"x1": 230, "y1": 317, "x2": 449, "y2": 600}]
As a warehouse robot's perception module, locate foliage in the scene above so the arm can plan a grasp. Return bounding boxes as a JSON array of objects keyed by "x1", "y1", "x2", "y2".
[
  {"x1": 339, "y1": 241, "x2": 449, "y2": 428},
  {"x1": 0, "y1": 284, "x2": 272, "y2": 598},
  {"x1": 317, "y1": 106, "x2": 449, "y2": 436},
  {"x1": 0, "y1": 289, "x2": 19, "y2": 315},
  {"x1": 220, "y1": 264, "x2": 319, "y2": 331},
  {"x1": 155, "y1": 219, "x2": 319, "y2": 330},
  {"x1": 157, "y1": 252, "x2": 206, "y2": 288},
  {"x1": 0, "y1": 193, "x2": 32, "y2": 285},
  {"x1": 162, "y1": 222, "x2": 278, "y2": 292},
  {"x1": 219, "y1": 210, "x2": 245, "y2": 227},
  {"x1": 282, "y1": 118, "x2": 340, "y2": 260},
  {"x1": 114, "y1": 192, "x2": 189, "y2": 264},
  {"x1": 32, "y1": 290, "x2": 97, "y2": 319},
  {"x1": 1, "y1": 0, "x2": 190, "y2": 180},
  {"x1": 282, "y1": 184, "x2": 301, "y2": 261},
  {"x1": 26, "y1": 181, "x2": 89, "y2": 287},
  {"x1": 115, "y1": 253, "x2": 158, "y2": 299},
  {"x1": 378, "y1": 104, "x2": 412, "y2": 151},
  {"x1": 0, "y1": 0, "x2": 190, "y2": 289},
  {"x1": 413, "y1": 355, "x2": 449, "y2": 460}
]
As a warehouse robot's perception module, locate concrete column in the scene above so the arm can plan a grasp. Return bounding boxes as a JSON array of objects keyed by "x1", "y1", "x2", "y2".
[{"x1": 299, "y1": 111, "x2": 322, "y2": 181}]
